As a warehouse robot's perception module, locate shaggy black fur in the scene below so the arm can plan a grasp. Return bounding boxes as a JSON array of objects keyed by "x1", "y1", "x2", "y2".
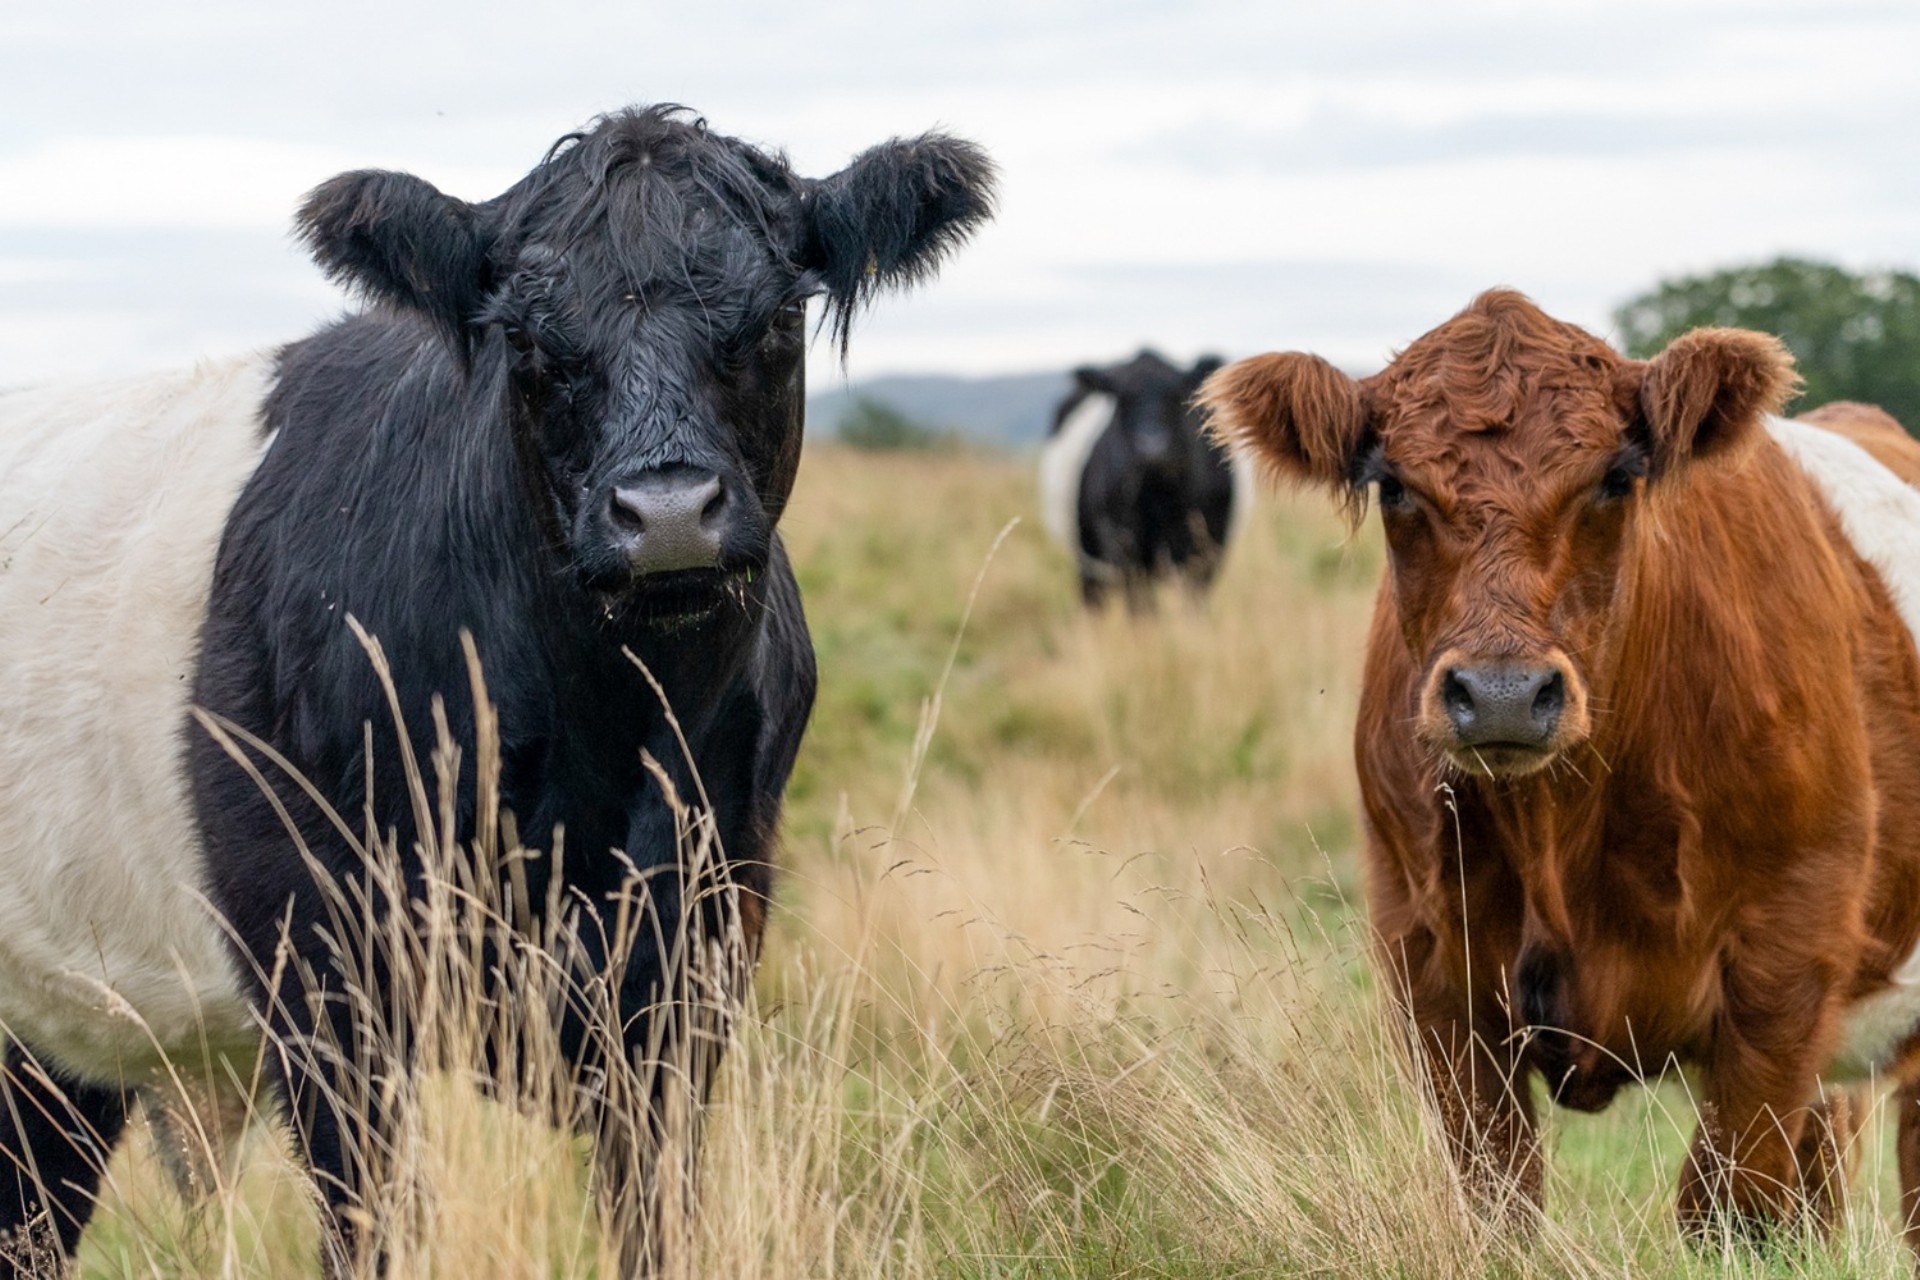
[
  {"x1": 1055, "y1": 350, "x2": 1235, "y2": 609},
  {"x1": 0, "y1": 1047, "x2": 127, "y2": 1269},
  {"x1": 143, "y1": 105, "x2": 988, "y2": 1273}
]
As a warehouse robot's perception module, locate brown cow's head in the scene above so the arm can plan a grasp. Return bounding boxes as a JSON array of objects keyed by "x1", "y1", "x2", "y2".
[{"x1": 1202, "y1": 290, "x2": 1796, "y2": 779}]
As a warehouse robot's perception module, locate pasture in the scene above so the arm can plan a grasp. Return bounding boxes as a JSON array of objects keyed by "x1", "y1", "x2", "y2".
[{"x1": 60, "y1": 440, "x2": 1918, "y2": 1278}]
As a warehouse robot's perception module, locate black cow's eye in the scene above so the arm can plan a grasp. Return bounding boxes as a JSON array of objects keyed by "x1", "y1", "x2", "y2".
[
  {"x1": 502, "y1": 323, "x2": 536, "y2": 357},
  {"x1": 753, "y1": 301, "x2": 806, "y2": 360}
]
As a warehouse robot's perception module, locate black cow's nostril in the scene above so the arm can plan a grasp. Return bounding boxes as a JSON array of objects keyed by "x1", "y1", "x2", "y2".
[
  {"x1": 609, "y1": 488, "x2": 648, "y2": 532},
  {"x1": 699, "y1": 480, "x2": 728, "y2": 527}
]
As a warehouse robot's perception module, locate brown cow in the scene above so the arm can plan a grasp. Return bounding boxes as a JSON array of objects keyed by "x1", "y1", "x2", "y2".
[{"x1": 1203, "y1": 290, "x2": 1920, "y2": 1243}]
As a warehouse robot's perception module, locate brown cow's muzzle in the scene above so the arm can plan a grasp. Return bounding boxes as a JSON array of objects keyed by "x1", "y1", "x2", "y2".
[{"x1": 1419, "y1": 648, "x2": 1589, "y2": 777}]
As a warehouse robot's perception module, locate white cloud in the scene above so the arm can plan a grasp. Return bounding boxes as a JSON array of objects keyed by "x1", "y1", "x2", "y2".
[
  {"x1": 0, "y1": 0, "x2": 1915, "y2": 384},
  {"x1": 0, "y1": 136, "x2": 515, "y2": 231}
]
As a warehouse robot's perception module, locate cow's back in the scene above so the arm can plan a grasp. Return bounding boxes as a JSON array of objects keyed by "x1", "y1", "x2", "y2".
[
  {"x1": 0, "y1": 358, "x2": 269, "y2": 1080},
  {"x1": 1798, "y1": 402, "x2": 1920, "y2": 486},
  {"x1": 1769, "y1": 409, "x2": 1920, "y2": 655}
]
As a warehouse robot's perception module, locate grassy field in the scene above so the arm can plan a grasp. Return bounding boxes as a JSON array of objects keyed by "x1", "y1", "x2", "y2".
[{"x1": 68, "y1": 442, "x2": 1920, "y2": 1277}]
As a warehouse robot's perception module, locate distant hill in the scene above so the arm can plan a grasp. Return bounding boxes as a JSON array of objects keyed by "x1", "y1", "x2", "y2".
[{"x1": 808, "y1": 370, "x2": 1073, "y2": 450}]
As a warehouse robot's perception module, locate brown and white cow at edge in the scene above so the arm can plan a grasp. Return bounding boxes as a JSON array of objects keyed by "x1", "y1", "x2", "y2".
[{"x1": 1202, "y1": 289, "x2": 1920, "y2": 1244}]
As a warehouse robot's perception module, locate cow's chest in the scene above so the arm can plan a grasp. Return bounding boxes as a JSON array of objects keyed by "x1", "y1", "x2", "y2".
[
  {"x1": 1549, "y1": 944, "x2": 1920, "y2": 1087},
  {"x1": 1542, "y1": 937, "x2": 1719, "y2": 1048},
  {"x1": 1534, "y1": 888, "x2": 1920, "y2": 1089},
  {"x1": 1505, "y1": 933, "x2": 1719, "y2": 1111}
]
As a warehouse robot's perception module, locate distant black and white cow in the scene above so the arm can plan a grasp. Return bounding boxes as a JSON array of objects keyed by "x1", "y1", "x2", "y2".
[
  {"x1": 0, "y1": 105, "x2": 993, "y2": 1273},
  {"x1": 1038, "y1": 350, "x2": 1252, "y2": 608}
]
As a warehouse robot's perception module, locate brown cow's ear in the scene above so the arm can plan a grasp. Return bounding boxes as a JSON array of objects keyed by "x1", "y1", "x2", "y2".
[
  {"x1": 1198, "y1": 353, "x2": 1368, "y2": 496},
  {"x1": 1633, "y1": 328, "x2": 1799, "y2": 473}
]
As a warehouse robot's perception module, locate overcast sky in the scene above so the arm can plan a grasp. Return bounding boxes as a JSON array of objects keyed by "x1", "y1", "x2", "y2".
[{"x1": 2, "y1": 0, "x2": 1914, "y2": 391}]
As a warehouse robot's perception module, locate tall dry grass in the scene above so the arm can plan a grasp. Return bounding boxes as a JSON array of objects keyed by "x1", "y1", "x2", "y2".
[{"x1": 55, "y1": 443, "x2": 1920, "y2": 1277}]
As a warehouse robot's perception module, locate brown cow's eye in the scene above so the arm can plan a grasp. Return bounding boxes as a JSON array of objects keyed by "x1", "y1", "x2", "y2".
[
  {"x1": 1597, "y1": 446, "x2": 1648, "y2": 501},
  {"x1": 1377, "y1": 474, "x2": 1409, "y2": 510}
]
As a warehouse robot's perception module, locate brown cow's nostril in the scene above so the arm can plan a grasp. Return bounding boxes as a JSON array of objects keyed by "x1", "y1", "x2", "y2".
[{"x1": 1532, "y1": 670, "x2": 1565, "y2": 724}]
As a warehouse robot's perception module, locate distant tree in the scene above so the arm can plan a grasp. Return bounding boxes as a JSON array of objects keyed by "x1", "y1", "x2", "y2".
[
  {"x1": 834, "y1": 396, "x2": 955, "y2": 451},
  {"x1": 1614, "y1": 257, "x2": 1920, "y2": 431}
]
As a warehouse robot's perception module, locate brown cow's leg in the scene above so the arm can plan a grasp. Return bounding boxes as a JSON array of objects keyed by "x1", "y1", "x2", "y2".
[
  {"x1": 1678, "y1": 969, "x2": 1837, "y2": 1242},
  {"x1": 1792, "y1": 1089, "x2": 1858, "y2": 1235},
  {"x1": 1406, "y1": 1002, "x2": 1542, "y2": 1224},
  {"x1": 1427, "y1": 1029, "x2": 1542, "y2": 1223},
  {"x1": 1382, "y1": 928, "x2": 1542, "y2": 1224}
]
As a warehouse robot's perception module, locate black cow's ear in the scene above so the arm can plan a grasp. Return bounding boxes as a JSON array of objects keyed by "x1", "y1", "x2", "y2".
[
  {"x1": 297, "y1": 170, "x2": 493, "y2": 339},
  {"x1": 1073, "y1": 365, "x2": 1112, "y2": 394},
  {"x1": 1188, "y1": 355, "x2": 1227, "y2": 386},
  {"x1": 805, "y1": 133, "x2": 997, "y2": 354}
]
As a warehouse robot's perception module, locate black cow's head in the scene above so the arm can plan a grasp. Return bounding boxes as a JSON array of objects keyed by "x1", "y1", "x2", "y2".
[
  {"x1": 296, "y1": 106, "x2": 995, "y2": 623},
  {"x1": 1072, "y1": 350, "x2": 1224, "y2": 481}
]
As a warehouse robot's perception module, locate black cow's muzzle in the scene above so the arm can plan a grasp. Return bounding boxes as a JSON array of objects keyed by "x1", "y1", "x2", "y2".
[{"x1": 575, "y1": 462, "x2": 766, "y2": 628}]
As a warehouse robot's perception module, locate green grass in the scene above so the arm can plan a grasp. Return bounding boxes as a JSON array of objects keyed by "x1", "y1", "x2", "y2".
[{"x1": 63, "y1": 442, "x2": 1920, "y2": 1277}]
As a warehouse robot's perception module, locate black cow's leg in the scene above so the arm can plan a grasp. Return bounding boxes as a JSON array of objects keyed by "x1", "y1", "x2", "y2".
[
  {"x1": 586, "y1": 1060, "x2": 710, "y2": 1278},
  {"x1": 552, "y1": 893, "x2": 682, "y2": 1277},
  {"x1": 0, "y1": 1044, "x2": 128, "y2": 1275},
  {"x1": 1082, "y1": 516, "x2": 1138, "y2": 612},
  {"x1": 265, "y1": 963, "x2": 403, "y2": 1278},
  {"x1": 1177, "y1": 509, "x2": 1222, "y2": 599},
  {"x1": 1181, "y1": 558, "x2": 1219, "y2": 600},
  {"x1": 586, "y1": 895, "x2": 749, "y2": 1278},
  {"x1": 552, "y1": 847, "x2": 707, "y2": 1279},
  {"x1": 568, "y1": 718, "x2": 765, "y2": 1276}
]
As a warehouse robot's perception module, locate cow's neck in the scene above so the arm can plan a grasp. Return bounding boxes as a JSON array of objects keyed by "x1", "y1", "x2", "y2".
[
  {"x1": 1455, "y1": 770, "x2": 1592, "y2": 950},
  {"x1": 1454, "y1": 732, "x2": 1698, "y2": 959},
  {"x1": 1447, "y1": 526, "x2": 1742, "y2": 956}
]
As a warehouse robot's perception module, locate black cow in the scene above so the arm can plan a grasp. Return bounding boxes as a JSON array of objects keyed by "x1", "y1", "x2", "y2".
[
  {"x1": 0, "y1": 105, "x2": 993, "y2": 1274},
  {"x1": 1039, "y1": 350, "x2": 1244, "y2": 608}
]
